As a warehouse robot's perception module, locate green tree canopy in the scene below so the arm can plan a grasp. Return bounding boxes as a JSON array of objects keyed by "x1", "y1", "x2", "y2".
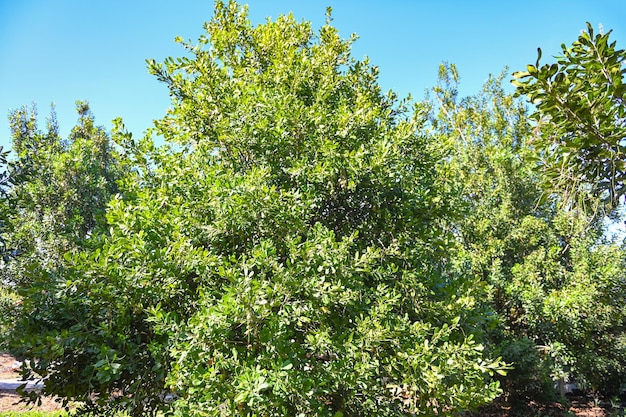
[
  {"x1": 0, "y1": 144, "x2": 19, "y2": 261},
  {"x1": 1, "y1": 102, "x2": 129, "y2": 410},
  {"x1": 434, "y1": 64, "x2": 626, "y2": 401},
  {"x1": 3, "y1": 102, "x2": 124, "y2": 278}
]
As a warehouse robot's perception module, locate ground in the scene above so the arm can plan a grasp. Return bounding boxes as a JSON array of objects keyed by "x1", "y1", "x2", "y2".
[
  {"x1": 470, "y1": 399, "x2": 619, "y2": 417},
  {"x1": 0, "y1": 353, "x2": 622, "y2": 415},
  {"x1": 0, "y1": 353, "x2": 63, "y2": 412}
]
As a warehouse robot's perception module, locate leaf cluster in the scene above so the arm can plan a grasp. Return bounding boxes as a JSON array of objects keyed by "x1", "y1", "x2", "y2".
[{"x1": 513, "y1": 23, "x2": 626, "y2": 212}]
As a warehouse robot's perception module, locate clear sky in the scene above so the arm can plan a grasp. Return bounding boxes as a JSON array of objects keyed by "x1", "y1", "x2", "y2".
[{"x1": 1, "y1": 1, "x2": 624, "y2": 151}]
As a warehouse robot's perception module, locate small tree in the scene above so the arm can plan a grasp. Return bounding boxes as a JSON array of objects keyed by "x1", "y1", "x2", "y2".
[{"x1": 144, "y1": 2, "x2": 504, "y2": 415}]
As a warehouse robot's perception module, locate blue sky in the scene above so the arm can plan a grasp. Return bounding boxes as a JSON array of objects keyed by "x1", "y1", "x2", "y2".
[{"x1": 1, "y1": 1, "x2": 625, "y2": 150}]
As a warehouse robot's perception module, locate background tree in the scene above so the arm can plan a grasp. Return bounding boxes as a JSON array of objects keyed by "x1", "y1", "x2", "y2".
[
  {"x1": 512, "y1": 23, "x2": 626, "y2": 211},
  {"x1": 0, "y1": 143, "x2": 26, "y2": 348},
  {"x1": 7, "y1": 2, "x2": 505, "y2": 416},
  {"x1": 432, "y1": 64, "x2": 626, "y2": 402},
  {"x1": 3, "y1": 102, "x2": 122, "y2": 274},
  {"x1": 1, "y1": 102, "x2": 129, "y2": 410},
  {"x1": 0, "y1": 146, "x2": 14, "y2": 258}
]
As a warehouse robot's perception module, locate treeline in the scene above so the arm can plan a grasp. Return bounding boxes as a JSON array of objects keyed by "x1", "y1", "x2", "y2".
[{"x1": 0, "y1": 3, "x2": 624, "y2": 416}]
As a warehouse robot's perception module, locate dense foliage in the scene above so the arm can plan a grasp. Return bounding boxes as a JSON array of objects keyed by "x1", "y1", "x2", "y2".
[
  {"x1": 146, "y1": 4, "x2": 507, "y2": 415},
  {"x1": 0, "y1": 146, "x2": 14, "y2": 259},
  {"x1": 430, "y1": 65, "x2": 626, "y2": 401},
  {"x1": 1, "y1": 5, "x2": 625, "y2": 417},
  {"x1": 0, "y1": 142, "x2": 22, "y2": 347},
  {"x1": 513, "y1": 23, "x2": 626, "y2": 211},
  {"x1": 1, "y1": 103, "x2": 130, "y2": 412},
  {"x1": 2, "y1": 3, "x2": 506, "y2": 416}
]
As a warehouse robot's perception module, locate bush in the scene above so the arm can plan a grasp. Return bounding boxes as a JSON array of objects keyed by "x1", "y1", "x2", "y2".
[{"x1": 499, "y1": 338, "x2": 557, "y2": 404}]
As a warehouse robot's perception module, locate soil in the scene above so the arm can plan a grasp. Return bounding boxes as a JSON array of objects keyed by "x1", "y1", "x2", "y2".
[
  {"x1": 0, "y1": 353, "x2": 20, "y2": 380},
  {"x1": 0, "y1": 353, "x2": 64, "y2": 412},
  {"x1": 0, "y1": 353, "x2": 622, "y2": 415},
  {"x1": 470, "y1": 400, "x2": 616, "y2": 417}
]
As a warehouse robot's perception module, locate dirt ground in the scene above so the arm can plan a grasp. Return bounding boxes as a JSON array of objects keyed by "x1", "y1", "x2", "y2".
[
  {"x1": 0, "y1": 353, "x2": 622, "y2": 415},
  {"x1": 471, "y1": 399, "x2": 617, "y2": 417},
  {"x1": 0, "y1": 353, "x2": 64, "y2": 412},
  {"x1": 0, "y1": 353, "x2": 20, "y2": 380}
]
